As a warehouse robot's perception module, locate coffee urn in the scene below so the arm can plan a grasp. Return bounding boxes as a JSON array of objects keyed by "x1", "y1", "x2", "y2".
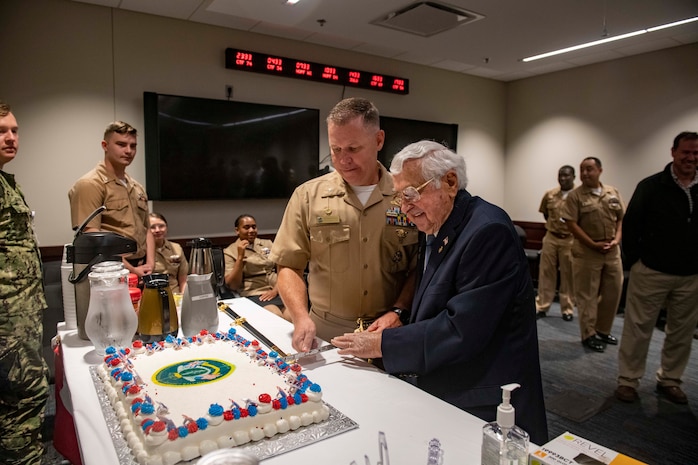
[{"x1": 67, "y1": 206, "x2": 137, "y2": 340}]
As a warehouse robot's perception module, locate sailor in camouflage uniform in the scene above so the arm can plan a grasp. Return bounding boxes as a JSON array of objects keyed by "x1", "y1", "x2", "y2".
[{"x1": 0, "y1": 101, "x2": 49, "y2": 465}]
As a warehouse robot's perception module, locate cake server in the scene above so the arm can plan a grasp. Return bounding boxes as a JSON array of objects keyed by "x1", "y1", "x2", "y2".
[{"x1": 280, "y1": 344, "x2": 337, "y2": 363}]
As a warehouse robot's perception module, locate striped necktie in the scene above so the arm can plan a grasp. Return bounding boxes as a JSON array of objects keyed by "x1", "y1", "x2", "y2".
[{"x1": 424, "y1": 234, "x2": 435, "y2": 271}]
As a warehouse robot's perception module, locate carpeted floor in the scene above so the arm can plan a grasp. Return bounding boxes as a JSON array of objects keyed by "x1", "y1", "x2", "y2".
[
  {"x1": 538, "y1": 304, "x2": 698, "y2": 465},
  {"x1": 41, "y1": 304, "x2": 698, "y2": 464}
]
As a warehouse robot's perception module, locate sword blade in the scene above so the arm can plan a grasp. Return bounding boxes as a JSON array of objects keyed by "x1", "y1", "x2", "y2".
[{"x1": 218, "y1": 302, "x2": 288, "y2": 357}]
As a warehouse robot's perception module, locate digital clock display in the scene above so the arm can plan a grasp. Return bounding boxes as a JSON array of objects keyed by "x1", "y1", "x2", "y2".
[{"x1": 225, "y1": 48, "x2": 409, "y2": 95}]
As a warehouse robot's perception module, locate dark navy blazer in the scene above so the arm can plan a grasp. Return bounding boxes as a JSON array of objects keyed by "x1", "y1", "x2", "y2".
[{"x1": 382, "y1": 190, "x2": 549, "y2": 445}]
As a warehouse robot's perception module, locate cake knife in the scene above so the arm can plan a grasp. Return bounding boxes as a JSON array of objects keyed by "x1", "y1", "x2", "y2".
[{"x1": 280, "y1": 344, "x2": 337, "y2": 363}]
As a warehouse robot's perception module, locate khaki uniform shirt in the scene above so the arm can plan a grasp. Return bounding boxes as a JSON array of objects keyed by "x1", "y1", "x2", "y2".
[
  {"x1": 270, "y1": 164, "x2": 419, "y2": 320},
  {"x1": 223, "y1": 238, "x2": 276, "y2": 297},
  {"x1": 561, "y1": 183, "x2": 625, "y2": 241},
  {"x1": 68, "y1": 161, "x2": 149, "y2": 259},
  {"x1": 539, "y1": 187, "x2": 572, "y2": 236},
  {"x1": 153, "y1": 240, "x2": 188, "y2": 293}
]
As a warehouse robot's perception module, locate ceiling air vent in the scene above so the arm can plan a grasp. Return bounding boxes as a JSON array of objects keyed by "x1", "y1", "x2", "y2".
[{"x1": 372, "y1": 1, "x2": 484, "y2": 37}]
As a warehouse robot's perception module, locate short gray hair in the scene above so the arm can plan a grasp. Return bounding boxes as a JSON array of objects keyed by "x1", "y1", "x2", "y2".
[
  {"x1": 390, "y1": 140, "x2": 468, "y2": 189},
  {"x1": 0, "y1": 101, "x2": 11, "y2": 118},
  {"x1": 326, "y1": 97, "x2": 380, "y2": 130}
]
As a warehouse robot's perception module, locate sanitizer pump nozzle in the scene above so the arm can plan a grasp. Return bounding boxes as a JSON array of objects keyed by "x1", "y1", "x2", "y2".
[
  {"x1": 481, "y1": 383, "x2": 529, "y2": 465},
  {"x1": 497, "y1": 383, "x2": 519, "y2": 429}
]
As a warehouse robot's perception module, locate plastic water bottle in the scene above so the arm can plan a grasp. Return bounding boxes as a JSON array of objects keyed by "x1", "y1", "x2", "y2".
[{"x1": 61, "y1": 244, "x2": 78, "y2": 329}]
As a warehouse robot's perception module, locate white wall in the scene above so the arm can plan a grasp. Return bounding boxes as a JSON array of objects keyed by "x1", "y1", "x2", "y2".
[
  {"x1": 1, "y1": 0, "x2": 505, "y2": 247},
  {"x1": 505, "y1": 43, "x2": 698, "y2": 221},
  {"x1": 4, "y1": 0, "x2": 697, "y2": 248}
]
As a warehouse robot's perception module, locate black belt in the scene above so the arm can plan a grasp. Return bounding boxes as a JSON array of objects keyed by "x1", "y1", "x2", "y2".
[
  {"x1": 549, "y1": 231, "x2": 571, "y2": 239},
  {"x1": 125, "y1": 256, "x2": 145, "y2": 267}
]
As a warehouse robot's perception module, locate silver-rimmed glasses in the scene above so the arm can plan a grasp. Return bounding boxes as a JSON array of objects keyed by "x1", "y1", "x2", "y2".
[{"x1": 391, "y1": 177, "x2": 435, "y2": 206}]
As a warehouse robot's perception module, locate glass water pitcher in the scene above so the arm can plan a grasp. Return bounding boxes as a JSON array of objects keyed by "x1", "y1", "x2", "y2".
[{"x1": 84, "y1": 261, "x2": 138, "y2": 355}]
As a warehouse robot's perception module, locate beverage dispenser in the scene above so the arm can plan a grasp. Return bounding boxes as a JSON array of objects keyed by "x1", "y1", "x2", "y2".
[{"x1": 67, "y1": 206, "x2": 137, "y2": 340}]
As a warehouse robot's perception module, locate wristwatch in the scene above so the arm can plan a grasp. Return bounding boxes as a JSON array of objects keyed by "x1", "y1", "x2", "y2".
[{"x1": 391, "y1": 306, "x2": 410, "y2": 324}]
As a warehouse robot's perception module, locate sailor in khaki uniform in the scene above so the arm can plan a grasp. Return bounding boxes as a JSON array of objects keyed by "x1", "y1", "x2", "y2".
[
  {"x1": 535, "y1": 165, "x2": 576, "y2": 321},
  {"x1": 68, "y1": 121, "x2": 154, "y2": 278},
  {"x1": 271, "y1": 98, "x2": 419, "y2": 352},
  {"x1": 149, "y1": 212, "x2": 188, "y2": 293},
  {"x1": 224, "y1": 214, "x2": 287, "y2": 320},
  {"x1": 561, "y1": 157, "x2": 624, "y2": 353}
]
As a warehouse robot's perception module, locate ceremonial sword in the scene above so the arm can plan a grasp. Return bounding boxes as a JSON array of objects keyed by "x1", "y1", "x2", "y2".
[{"x1": 217, "y1": 302, "x2": 288, "y2": 357}]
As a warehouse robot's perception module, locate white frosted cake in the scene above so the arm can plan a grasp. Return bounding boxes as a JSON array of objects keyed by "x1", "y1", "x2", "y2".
[{"x1": 97, "y1": 329, "x2": 329, "y2": 465}]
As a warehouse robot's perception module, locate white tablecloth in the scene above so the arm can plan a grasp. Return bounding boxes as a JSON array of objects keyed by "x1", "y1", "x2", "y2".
[{"x1": 57, "y1": 298, "x2": 489, "y2": 464}]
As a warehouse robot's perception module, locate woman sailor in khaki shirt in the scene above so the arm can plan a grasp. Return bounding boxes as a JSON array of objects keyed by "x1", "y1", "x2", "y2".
[
  {"x1": 149, "y1": 212, "x2": 188, "y2": 293},
  {"x1": 224, "y1": 214, "x2": 289, "y2": 320}
]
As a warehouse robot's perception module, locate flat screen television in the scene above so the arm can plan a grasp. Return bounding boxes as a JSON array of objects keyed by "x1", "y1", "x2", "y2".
[
  {"x1": 143, "y1": 92, "x2": 320, "y2": 201},
  {"x1": 378, "y1": 116, "x2": 458, "y2": 168}
]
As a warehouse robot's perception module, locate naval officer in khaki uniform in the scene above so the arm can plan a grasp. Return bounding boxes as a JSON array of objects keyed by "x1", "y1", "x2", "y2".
[
  {"x1": 561, "y1": 157, "x2": 624, "y2": 353},
  {"x1": 69, "y1": 121, "x2": 154, "y2": 278},
  {"x1": 535, "y1": 165, "x2": 576, "y2": 321},
  {"x1": 270, "y1": 98, "x2": 419, "y2": 352}
]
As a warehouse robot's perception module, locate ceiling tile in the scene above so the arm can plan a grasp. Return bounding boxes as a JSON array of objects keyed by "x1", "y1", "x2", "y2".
[
  {"x1": 615, "y1": 37, "x2": 683, "y2": 55},
  {"x1": 351, "y1": 43, "x2": 404, "y2": 58},
  {"x1": 565, "y1": 50, "x2": 626, "y2": 66},
  {"x1": 119, "y1": 0, "x2": 202, "y2": 19},
  {"x1": 671, "y1": 30, "x2": 698, "y2": 44},
  {"x1": 431, "y1": 59, "x2": 477, "y2": 72},
  {"x1": 69, "y1": 0, "x2": 698, "y2": 81},
  {"x1": 189, "y1": 9, "x2": 258, "y2": 31},
  {"x1": 524, "y1": 61, "x2": 578, "y2": 75},
  {"x1": 462, "y1": 67, "x2": 505, "y2": 78},
  {"x1": 250, "y1": 22, "x2": 313, "y2": 41},
  {"x1": 392, "y1": 51, "x2": 444, "y2": 66},
  {"x1": 303, "y1": 33, "x2": 363, "y2": 50},
  {"x1": 72, "y1": 0, "x2": 120, "y2": 6}
]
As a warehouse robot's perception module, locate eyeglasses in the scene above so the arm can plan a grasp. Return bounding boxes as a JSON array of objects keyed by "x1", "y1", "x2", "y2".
[{"x1": 391, "y1": 178, "x2": 434, "y2": 206}]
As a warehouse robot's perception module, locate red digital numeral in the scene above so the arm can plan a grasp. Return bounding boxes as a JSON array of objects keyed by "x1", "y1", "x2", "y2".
[
  {"x1": 266, "y1": 57, "x2": 283, "y2": 72},
  {"x1": 295, "y1": 62, "x2": 312, "y2": 76},
  {"x1": 370, "y1": 75, "x2": 384, "y2": 87},
  {"x1": 348, "y1": 71, "x2": 361, "y2": 84},
  {"x1": 392, "y1": 79, "x2": 405, "y2": 91},
  {"x1": 235, "y1": 51, "x2": 253, "y2": 67},
  {"x1": 322, "y1": 67, "x2": 339, "y2": 81}
]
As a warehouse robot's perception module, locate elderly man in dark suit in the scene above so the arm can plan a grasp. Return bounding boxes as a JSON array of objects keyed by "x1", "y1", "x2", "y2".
[{"x1": 332, "y1": 140, "x2": 548, "y2": 445}]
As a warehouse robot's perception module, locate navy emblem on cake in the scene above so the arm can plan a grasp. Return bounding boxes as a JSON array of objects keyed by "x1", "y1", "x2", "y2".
[{"x1": 153, "y1": 359, "x2": 234, "y2": 386}]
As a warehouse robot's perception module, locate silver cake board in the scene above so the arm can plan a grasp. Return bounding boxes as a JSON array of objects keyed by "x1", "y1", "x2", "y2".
[{"x1": 90, "y1": 366, "x2": 358, "y2": 464}]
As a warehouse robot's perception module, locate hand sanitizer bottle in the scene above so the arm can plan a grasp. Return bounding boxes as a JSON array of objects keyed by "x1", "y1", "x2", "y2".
[{"x1": 481, "y1": 383, "x2": 530, "y2": 465}]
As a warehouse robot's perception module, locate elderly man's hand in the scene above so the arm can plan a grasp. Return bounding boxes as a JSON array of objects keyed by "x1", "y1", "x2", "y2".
[
  {"x1": 331, "y1": 332, "x2": 382, "y2": 359},
  {"x1": 366, "y1": 311, "x2": 402, "y2": 332}
]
